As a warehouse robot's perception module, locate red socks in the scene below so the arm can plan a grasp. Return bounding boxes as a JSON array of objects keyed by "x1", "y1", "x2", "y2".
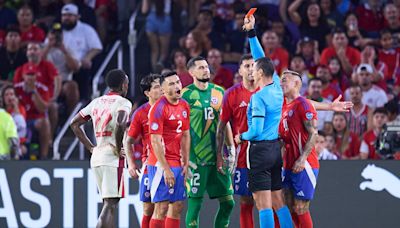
[
  {"x1": 291, "y1": 212, "x2": 299, "y2": 227},
  {"x1": 142, "y1": 215, "x2": 152, "y2": 228},
  {"x1": 297, "y1": 212, "x2": 313, "y2": 228},
  {"x1": 274, "y1": 210, "x2": 280, "y2": 228},
  {"x1": 240, "y1": 203, "x2": 254, "y2": 228},
  {"x1": 149, "y1": 218, "x2": 164, "y2": 228},
  {"x1": 165, "y1": 217, "x2": 180, "y2": 228}
]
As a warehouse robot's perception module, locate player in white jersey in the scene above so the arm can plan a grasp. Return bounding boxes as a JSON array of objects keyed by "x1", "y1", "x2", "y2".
[{"x1": 70, "y1": 69, "x2": 132, "y2": 228}]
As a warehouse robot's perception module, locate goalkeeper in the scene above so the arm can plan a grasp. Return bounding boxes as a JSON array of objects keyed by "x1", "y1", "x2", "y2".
[{"x1": 182, "y1": 56, "x2": 236, "y2": 228}]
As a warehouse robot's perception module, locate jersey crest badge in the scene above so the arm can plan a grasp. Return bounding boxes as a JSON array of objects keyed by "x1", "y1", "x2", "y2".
[
  {"x1": 306, "y1": 112, "x2": 313, "y2": 120},
  {"x1": 211, "y1": 96, "x2": 218, "y2": 105},
  {"x1": 151, "y1": 122, "x2": 159, "y2": 130},
  {"x1": 288, "y1": 110, "x2": 294, "y2": 117},
  {"x1": 182, "y1": 110, "x2": 187, "y2": 118}
]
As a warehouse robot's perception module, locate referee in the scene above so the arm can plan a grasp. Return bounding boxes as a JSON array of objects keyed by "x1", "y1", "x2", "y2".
[{"x1": 234, "y1": 14, "x2": 293, "y2": 228}]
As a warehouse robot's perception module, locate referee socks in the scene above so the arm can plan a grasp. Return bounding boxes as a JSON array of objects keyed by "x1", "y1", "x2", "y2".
[
  {"x1": 276, "y1": 206, "x2": 294, "y2": 228},
  {"x1": 259, "y1": 208, "x2": 274, "y2": 228}
]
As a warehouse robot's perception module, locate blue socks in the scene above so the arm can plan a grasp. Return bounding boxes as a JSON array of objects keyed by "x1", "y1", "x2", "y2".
[
  {"x1": 259, "y1": 208, "x2": 274, "y2": 228},
  {"x1": 276, "y1": 206, "x2": 294, "y2": 228}
]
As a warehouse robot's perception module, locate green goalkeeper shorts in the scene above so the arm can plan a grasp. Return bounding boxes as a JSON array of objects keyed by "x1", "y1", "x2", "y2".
[{"x1": 186, "y1": 165, "x2": 233, "y2": 198}]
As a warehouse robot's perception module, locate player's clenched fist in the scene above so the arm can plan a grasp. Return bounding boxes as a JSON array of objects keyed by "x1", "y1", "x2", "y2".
[
  {"x1": 242, "y1": 15, "x2": 255, "y2": 31},
  {"x1": 164, "y1": 168, "x2": 176, "y2": 188}
]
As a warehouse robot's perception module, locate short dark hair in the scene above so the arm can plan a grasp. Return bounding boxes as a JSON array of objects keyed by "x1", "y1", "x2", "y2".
[
  {"x1": 160, "y1": 71, "x2": 178, "y2": 85},
  {"x1": 308, "y1": 77, "x2": 323, "y2": 87},
  {"x1": 290, "y1": 54, "x2": 305, "y2": 63},
  {"x1": 140, "y1": 73, "x2": 161, "y2": 94},
  {"x1": 187, "y1": 56, "x2": 206, "y2": 70},
  {"x1": 373, "y1": 107, "x2": 388, "y2": 116},
  {"x1": 318, "y1": 131, "x2": 326, "y2": 137},
  {"x1": 254, "y1": 57, "x2": 275, "y2": 77},
  {"x1": 170, "y1": 48, "x2": 188, "y2": 66},
  {"x1": 239, "y1": 54, "x2": 253, "y2": 67},
  {"x1": 380, "y1": 29, "x2": 392, "y2": 38},
  {"x1": 384, "y1": 98, "x2": 399, "y2": 115},
  {"x1": 349, "y1": 83, "x2": 362, "y2": 90},
  {"x1": 331, "y1": 27, "x2": 346, "y2": 36},
  {"x1": 0, "y1": 85, "x2": 14, "y2": 108},
  {"x1": 6, "y1": 24, "x2": 20, "y2": 35},
  {"x1": 105, "y1": 69, "x2": 127, "y2": 89}
]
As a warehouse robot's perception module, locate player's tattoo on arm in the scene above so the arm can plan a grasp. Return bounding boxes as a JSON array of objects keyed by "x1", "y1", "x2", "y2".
[
  {"x1": 216, "y1": 120, "x2": 227, "y2": 156},
  {"x1": 301, "y1": 119, "x2": 318, "y2": 159}
]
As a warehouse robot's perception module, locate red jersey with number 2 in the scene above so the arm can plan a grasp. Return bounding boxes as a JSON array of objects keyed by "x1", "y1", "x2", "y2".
[
  {"x1": 279, "y1": 97, "x2": 319, "y2": 169},
  {"x1": 148, "y1": 96, "x2": 190, "y2": 167}
]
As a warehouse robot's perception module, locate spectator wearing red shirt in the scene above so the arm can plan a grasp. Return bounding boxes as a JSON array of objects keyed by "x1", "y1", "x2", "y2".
[
  {"x1": 17, "y1": 6, "x2": 45, "y2": 45},
  {"x1": 332, "y1": 112, "x2": 361, "y2": 159},
  {"x1": 320, "y1": 28, "x2": 361, "y2": 75},
  {"x1": 360, "y1": 108, "x2": 388, "y2": 160},
  {"x1": 315, "y1": 65, "x2": 342, "y2": 101},
  {"x1": 355, "y1": 0, "x2": 384, "y2": 37},
  {"x1": 170, "y1": 48, "x2": 193, "y2": 88},
  {"x1": 378, "y1": 30, "x2": 400, "y2": 88},
  {"x1": 328, "y1": 57, "x2": 350, "y2": 92},
  {"x1": 383, "y1": 3, "x2": 400, "y2": 47},
  {"x1": 261, "y1": 30, "x2": 289, "y2": 74},
  {"x1": 207, "y1": 48, "x2": 233, "y2": 89},
  {"x1": 14, "y1": 42, "x2": 61, "y2": 137},
  {"x1": 14, "y1": 63, "x2": 51, "y2": 159}
]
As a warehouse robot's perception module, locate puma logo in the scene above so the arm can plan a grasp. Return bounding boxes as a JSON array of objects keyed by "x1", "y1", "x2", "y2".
[{"x1": 359, "y1": 164, "x2": 400, "y2": 199}]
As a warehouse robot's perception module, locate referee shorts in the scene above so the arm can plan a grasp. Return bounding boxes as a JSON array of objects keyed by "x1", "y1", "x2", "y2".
[{"x1": 248, "y1": 140, "x2": 282, "y2": 193}]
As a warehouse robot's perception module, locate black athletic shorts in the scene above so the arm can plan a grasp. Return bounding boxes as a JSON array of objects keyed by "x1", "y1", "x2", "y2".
[{"x1": 248, "y1": 139, "x2": 282, "y2": 192}]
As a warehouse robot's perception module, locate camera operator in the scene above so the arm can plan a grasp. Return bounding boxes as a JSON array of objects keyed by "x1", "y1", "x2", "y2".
[
  {"x1": 43, "y1": 23, "x2": 80, "y2": 116},
  {"x1": 360, "y1": 108, "x2": 388, "y2": 160},
  {"x1": 374, "y1": 99, "x2": 400, "y2": 159}
]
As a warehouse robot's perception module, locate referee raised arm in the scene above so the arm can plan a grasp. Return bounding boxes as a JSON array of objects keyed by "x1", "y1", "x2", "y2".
[{"x1": 234, "y1": 15, "x2": 293, "y2": 228}]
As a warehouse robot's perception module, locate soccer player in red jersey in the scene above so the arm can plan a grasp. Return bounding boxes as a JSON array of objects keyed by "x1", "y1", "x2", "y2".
[
  {"x1": 279, "y1": 70, "x2": 319, "y2": 228},
  {"x1": 124, "y1": 74, "x2": 162, "y2": 228},
  {"x1": 360, "y1": 108, "x2": 389, "y2": 159},
  {"x1": 147, "y1": 71, "x2": 190, "y2": 228},
  {"x1": 70, "y1": 69, "x2": 132, "y2": 227},
  {"x1": 216, "y1": 54, "x2": 258, "y2": 228}
]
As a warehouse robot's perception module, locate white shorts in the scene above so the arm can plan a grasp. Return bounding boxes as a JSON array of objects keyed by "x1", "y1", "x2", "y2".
[{"x1": 92, "y1": 166, "x2": 125, "y2": 198}]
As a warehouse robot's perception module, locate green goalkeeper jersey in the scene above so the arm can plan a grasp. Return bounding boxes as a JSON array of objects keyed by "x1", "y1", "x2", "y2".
[{"x1": 182, "y1": 83, "x2": 224, "y2": 166}]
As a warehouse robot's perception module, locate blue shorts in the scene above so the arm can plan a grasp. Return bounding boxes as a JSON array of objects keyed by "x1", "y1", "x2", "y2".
[
  {"x1": 145, "y1": 12, "x2": 172, "y2": 35},
  {"x1": 148, "y1": 165, "x2": 186, "y2": 203},
  {"x1": 234, "y1": 168, "x2": 252, "y2": 196},
  {"x1": 139, "y1": 172, "x2": 151, "y2": 202},
  {"x1": 282, "y1": 168, "x2": 319, "y2": 200}
]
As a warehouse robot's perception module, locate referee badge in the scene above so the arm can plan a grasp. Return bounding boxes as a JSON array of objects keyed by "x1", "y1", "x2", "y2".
[{"x1": 306, "y1": 112, "x2": 314, "y2": 120}]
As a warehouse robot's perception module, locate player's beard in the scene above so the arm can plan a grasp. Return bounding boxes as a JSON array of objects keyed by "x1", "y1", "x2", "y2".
[{"x1": 196, "y1": 77, "x2": 210, "y2": 83}]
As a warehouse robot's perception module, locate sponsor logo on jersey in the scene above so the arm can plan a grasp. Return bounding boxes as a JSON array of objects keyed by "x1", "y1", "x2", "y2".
[
  {"x1": 306, "y1": 112, "x2": 313, "y2": 120},
  {"x1": 194, "y1": 100, "x2": 202, "y2": 107},
  {"x1": 360, "y1": 164, "x2": 400, "y2": 199},
  {"x1": 211, "y1": 97, "x2": 218, "y2": 105},
  {"x1": 151, "y1": 123, "x2": 159, "y2": 130},
  {"x1": 239, "y1": 101, "x2": 247, "y2": 108},
  {"x1": 169, "y1": 114, "x2": 176, "y2": 120}
]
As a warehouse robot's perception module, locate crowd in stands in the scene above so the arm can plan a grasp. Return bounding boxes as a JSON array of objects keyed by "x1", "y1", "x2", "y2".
[
  {"x1": 0, "y1": 0, "x2": 104, "y2": 160},
  {"x1": 1, "y1": 0, "x2": 400, "y2": 161}
]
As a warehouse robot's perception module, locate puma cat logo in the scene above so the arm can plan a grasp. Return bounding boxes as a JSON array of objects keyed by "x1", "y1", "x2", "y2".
[{"x1": 359, "y1": 164, "x2": 400, "y2": 199}]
